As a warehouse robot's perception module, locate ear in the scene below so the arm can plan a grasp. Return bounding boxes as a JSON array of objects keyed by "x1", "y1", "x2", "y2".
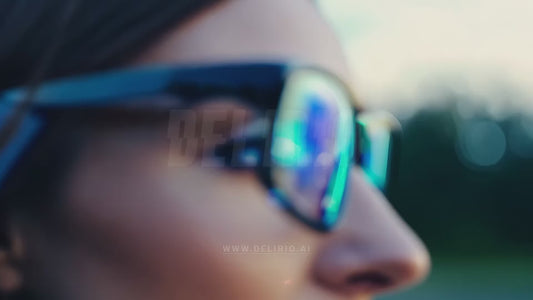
[{"x1": 0, "y1": 226, "x2": 24, "y2": 294}]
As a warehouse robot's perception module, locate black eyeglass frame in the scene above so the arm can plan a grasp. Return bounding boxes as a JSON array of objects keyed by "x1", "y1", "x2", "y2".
[{"x1": 0, "y1": 62, "x2": 365, "y2": 232}]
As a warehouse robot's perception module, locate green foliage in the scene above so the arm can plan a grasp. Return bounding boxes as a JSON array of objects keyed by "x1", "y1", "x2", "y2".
[{"x1": 387, "y1": 104, "x2": 533, "y2": 256}]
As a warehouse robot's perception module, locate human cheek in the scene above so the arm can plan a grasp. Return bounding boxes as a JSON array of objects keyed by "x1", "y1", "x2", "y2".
[
  {"x1": 155, "y1": 166, "x2": 322, "y2": 298},
  {"x1": 174, "y1": 168, "x2": 315, "y2": 240}
]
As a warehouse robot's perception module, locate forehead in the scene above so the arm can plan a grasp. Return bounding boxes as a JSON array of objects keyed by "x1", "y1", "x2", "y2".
[{"x1": 134, "y1": 0, "x2": 350, "y2": 81}]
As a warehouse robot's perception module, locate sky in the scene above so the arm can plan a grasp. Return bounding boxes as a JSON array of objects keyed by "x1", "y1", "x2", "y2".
[{"x1": 318, "y1": 0, "x2": 533, "y2": 116}]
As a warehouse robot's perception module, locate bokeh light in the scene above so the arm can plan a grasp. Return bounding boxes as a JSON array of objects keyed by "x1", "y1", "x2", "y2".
[{"x1": 458, "y1": 120, "x2": 507, "y2": 167}]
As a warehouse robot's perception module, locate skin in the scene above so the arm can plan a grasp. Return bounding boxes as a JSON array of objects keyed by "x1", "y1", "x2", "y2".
[{"x1": 0, "y1": 0, "x2": 430, "y2": 299}]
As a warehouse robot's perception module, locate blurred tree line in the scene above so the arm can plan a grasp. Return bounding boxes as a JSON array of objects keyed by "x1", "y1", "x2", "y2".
[{"x1": 387, "y1": 98, "x2": 533, "y2": 257}]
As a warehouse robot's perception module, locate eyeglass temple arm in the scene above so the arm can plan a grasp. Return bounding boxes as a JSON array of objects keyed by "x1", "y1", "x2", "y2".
[
  {"x1": 0, "y1": 64, "x2": 286, "y2": 188},
  {"x1": 0, "y1": 63, "x2": 286, "y2": 108}
]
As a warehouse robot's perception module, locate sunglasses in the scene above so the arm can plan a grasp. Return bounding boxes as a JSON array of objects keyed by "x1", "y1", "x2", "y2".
[{"x1": 0, "y1": 62, "x2": 401, "y2": 232}]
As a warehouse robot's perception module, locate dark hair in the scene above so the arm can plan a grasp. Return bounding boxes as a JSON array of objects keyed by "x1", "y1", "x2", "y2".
[
  {"x1": 0, "y1": 1, "x2": 221, "y2": 298},
  {"x1": 0, "y1": 0, "x2": 224, "y2": 90}
]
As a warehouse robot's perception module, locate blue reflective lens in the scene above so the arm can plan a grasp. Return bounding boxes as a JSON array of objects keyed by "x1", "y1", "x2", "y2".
[
  {"x1": 356, "y1": 111, "x2": 401, "y2": 192},
  {"x1": 271, "y1": 69, "x2": 354, "y2": 229}
]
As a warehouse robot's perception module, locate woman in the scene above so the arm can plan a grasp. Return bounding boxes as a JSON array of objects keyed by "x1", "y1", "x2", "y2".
[{"x1": 0, "y1": 0, "x2": 430, "y2": 299}]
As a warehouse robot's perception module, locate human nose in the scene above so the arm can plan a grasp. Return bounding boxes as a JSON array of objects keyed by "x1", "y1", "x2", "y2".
[{"x1": 311, "y1": 169, "x2": 431, "y2": 296}]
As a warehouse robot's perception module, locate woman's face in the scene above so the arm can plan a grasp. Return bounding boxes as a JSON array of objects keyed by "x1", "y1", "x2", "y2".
[{"x1": 16, "y1": 0, "x2": 430, "y2": 299}]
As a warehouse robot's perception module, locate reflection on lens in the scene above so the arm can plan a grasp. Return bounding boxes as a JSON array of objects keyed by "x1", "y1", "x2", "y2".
[
  {"x1": 356, "y1": 111, "x2": 401, "y2": 192},
  {"x1": 271, "y1": 69, "x2": 354, "y2": 229}
]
